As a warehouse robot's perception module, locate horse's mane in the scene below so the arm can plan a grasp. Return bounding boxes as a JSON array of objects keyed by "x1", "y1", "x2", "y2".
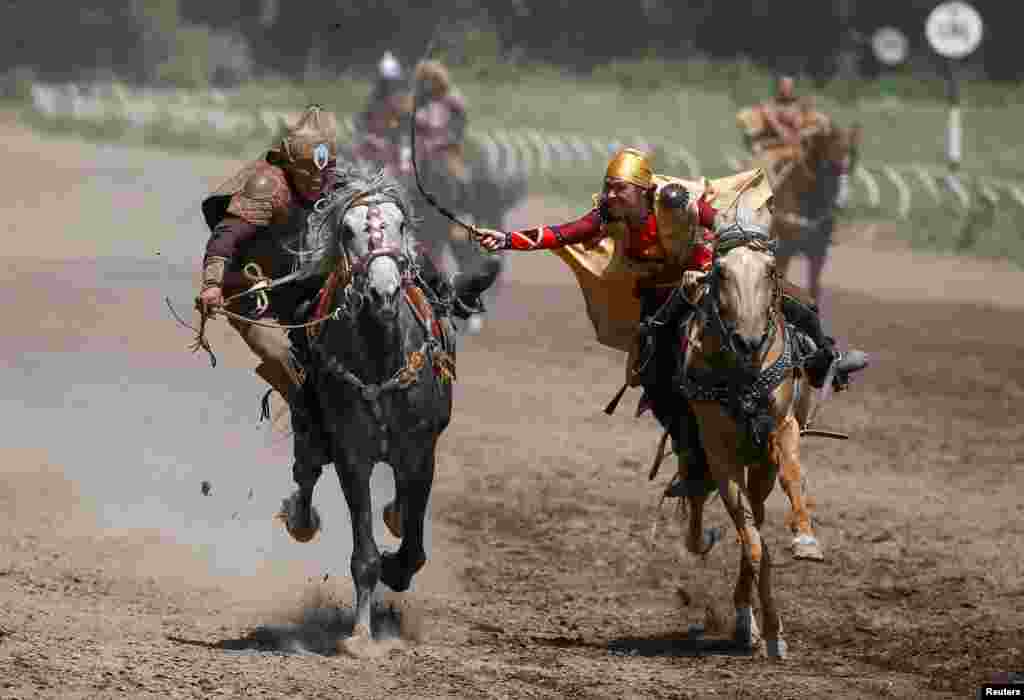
[{"x1": 301, "y1": 162, "x2": 421, "y2": 274}]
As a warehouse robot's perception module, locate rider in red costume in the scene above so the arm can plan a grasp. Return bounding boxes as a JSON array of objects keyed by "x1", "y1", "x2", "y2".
[{"x1": 474, "y1": 148, "x2": 868, "y2": 498}]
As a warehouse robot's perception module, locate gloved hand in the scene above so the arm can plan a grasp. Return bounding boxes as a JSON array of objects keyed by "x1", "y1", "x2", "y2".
[
  {"x1": 472, "y1": 227, "x2": 508, "y2": 251},
  {"x1": 682, "y1": 270, "x2": 708, "y2": 291},
  {"x1": 198, "y1": 285, "x2": 223, "y2": 310}
]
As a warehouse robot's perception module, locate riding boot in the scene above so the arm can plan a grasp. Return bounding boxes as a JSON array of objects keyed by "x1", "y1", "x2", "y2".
[
  {"x1": 664, "y1": 401, "x2": 717, "y2": 499},
  {"x1": 255, "y1": 357, "x2": 330, "y2": 477},
  {"x1": 635, "y1": 287, "x2": 697, "y2": 406},
  {"x1": 449, "y1": 256, "x2": 502, "y2": 320},
  {"x1": 780, "y1": 294, "x2": 869, "y2": 389}
]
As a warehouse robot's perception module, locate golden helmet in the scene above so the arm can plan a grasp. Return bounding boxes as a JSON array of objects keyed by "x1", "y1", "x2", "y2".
[
  {"x1": 605, "y1": 147, "x2": 653, "y2": 189},
  {"x1": 278, "y1": 104, "x2": 338, "y2": 193}
]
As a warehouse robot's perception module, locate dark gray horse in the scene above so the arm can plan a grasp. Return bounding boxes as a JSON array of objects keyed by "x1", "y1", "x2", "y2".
[
  {"x1": 276, "y1": 165, "x2": 457, "y2": 656},
  {"x1": 342, "y1": 128, "x2": 525, "y2": 332}
]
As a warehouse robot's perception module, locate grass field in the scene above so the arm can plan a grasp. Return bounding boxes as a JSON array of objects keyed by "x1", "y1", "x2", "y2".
[{"x1": 12, "y1": 60, "x2": 1024, "y2": 267}]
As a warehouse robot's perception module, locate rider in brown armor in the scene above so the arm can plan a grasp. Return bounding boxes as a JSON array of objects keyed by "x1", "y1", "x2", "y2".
[
  {"x1": 199, "y1": 104, "x2": 494, "y2": 474},
  {"x1": 199, "y1": 105, "x2": 344, "y2": 469}
]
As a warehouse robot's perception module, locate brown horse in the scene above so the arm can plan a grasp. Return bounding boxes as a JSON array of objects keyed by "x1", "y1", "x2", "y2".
[
  {"x1": 678, "y1": 224, "x2": 822, "y2": 657},
  {"x1": 765, "y1": 119, "x2": 861, "y2": 306}
]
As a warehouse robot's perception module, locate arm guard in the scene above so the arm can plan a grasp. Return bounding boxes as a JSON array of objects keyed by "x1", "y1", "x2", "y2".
[
  {"x1": 504, "y1": 210, "x2": 604, "y2": 250},
  {"x1": 201, "y1": 255, "x2": 228, "y2": 289}
]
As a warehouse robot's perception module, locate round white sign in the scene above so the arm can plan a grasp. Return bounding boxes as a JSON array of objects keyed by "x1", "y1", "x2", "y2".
[
  {"x1": 926, "y1": 1, "x2": 983, "y2": 59},
  {"x1": 872, "y1": 26, "x2": 909, "y2": 66}
]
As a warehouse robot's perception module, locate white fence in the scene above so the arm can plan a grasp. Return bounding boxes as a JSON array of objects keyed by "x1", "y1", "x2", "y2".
[{"x1": 28, "y1": 81, "x2": 1024, "y2": 216}]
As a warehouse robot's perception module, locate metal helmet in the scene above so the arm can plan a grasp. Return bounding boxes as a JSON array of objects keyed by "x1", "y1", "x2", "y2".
[
  {"x1": 378, "y1": 51, "x2": 403, "y2": 80},
  {"x1": 604, "y1": 148, "x2": 653, "y2": 189},
  {"x1": 279, "y1": 104, "x2": 337, "y2": 196}
]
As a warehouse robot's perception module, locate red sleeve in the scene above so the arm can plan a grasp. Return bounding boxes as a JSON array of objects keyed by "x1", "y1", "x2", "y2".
[
  {"x1": 697, "y1": 198, "x2": 718, "y2": 230},
  {"x1": 686, "y1": 241, "x2": 714, "y2": 271},
  {"x1": 506, "y1": 209, "x2": 605, "y2": 250},
  {"x1": 205, "y1": 216, "x2": 261, "y2": 261}
]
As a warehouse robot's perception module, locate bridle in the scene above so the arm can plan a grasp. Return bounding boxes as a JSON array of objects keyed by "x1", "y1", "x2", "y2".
[
  {"x1": 680, "y1": 224, "x2": 794, "y2": 454},
  {"x1": 701, "y1": 225, "x2": 782, "y2": 365},
  {"x1": 314, "y1": 188, "x2": 421, "y2": 322}
]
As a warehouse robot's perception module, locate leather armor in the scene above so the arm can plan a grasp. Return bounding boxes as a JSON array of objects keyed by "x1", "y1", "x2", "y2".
[{"x1": 225, "y1": 164, "x2": 294, "y2": 227}]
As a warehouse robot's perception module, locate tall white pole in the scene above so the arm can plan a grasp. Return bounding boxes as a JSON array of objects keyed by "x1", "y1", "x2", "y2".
[{"x1": 945, "y1": 58, "x2": 962, "y2": 172}]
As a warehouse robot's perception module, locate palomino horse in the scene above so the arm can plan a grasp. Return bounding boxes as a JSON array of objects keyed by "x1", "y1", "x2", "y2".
[
  {"x1": 765, "y1": 120, "x2": 860, "y2": 305},
  {"x1": 276, "y1": 164, "x2": 459, "y2": 656},
  {"x1": 645, "y1": 207, "x2": 822, "y2": 562},
  {"x1": 676, "y1": 223, "x2": 821, "y2": 657}
]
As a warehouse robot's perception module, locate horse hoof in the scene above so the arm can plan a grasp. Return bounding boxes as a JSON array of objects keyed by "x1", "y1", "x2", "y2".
[
  {"x1": 766, "y1": 638, "x2": 788, "y2": 659},
  {"x1": 383, "y1": 500, "x2": 402, "y2": 539},
  {"x1": 275, "y1": 494, "x2": 321, "y2": 544},
  {"x1": 685, "y1": 527, "x2": 721, "y2": 556},
  {"x1": 337, "y1": 623, "x2": 373, "y2": 658},
  {"x1": 792, "y1": 534, "x2": 824, "y2": 561},
  {"x1": 381, "y1": 551, "x2": 424, "y2": 592}
]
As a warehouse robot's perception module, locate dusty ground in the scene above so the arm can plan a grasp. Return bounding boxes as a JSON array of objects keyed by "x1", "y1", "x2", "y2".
[{"x1": 1, "y1": 118, "x2": 1022, "y2": 699}]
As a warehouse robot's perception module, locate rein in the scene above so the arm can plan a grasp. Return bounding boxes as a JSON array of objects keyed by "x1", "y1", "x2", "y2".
[
  {"x1": 702, "y1": 231, "x2": 781, "y2": 360},
  {"x1": 409, "y1": 33, "x2": 478, "y2": 241},
  {"x1": 167, "y1": 186, "x2": 425, "y2": 366},
  {"x1": 679, "y1": 226, "x2": 797, "y2": 452}
]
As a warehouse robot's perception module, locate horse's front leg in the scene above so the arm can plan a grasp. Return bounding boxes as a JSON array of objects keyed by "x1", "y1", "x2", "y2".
[
  {"x1": 334, "y1": 451, "x2": 381, "y2": 657},
  {"x1": 773, "y1": 415, "x2": 824, "y2": 561},
  {"x1": 695, "y1": 407, "x2": 762, "y2": 569},
  {"x1": 807, "y1": 252, "x2": 828, "y2": 307},
  {"x1": 748, "y1": 467, "x2": 785, "y2": 658},
  {"x1": 683, "y1": 490, "x2": 720, "y2": 556},
  {"x1": 276, "y1": 460, "x2": 325, "y2": 543},
  {"x1": 381, "y1": 444, "x2": 435, "y2": 593}
]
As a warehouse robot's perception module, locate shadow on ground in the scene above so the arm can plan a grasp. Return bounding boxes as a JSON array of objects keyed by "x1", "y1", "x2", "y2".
[
  {"x1": 167, "y1": 603, "x2": 407, "y2": 656},
  {"x1": 525, "y1": 631, "x2": 756, "y2": 658}
]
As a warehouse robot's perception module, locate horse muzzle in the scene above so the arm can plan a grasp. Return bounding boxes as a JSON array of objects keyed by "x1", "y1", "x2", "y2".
[
  {"x1": 731, "y1": 331, "x2": 768, "y2": 360},
  {"x1": 369, "y1": 286, "x2": 400, "y2": 320}
]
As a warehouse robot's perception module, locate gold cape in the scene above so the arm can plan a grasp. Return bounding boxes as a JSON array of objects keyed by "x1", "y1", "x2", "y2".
[{"x1": 551, "y1": 168, "x2": 773, "y2": 353}]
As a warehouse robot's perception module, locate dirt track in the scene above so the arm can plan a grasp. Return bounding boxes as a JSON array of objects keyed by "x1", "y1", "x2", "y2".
[{"x1": 1, "y1": 119, "x2": 1022, "y2": 699}]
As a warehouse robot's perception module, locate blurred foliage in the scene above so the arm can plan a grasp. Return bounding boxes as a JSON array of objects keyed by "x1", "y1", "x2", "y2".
[
  {"x1": 14, "y1": 10, "x2": 1024, "y2": 269},
  {"x1": 156, "y1": 25, "x2": 212, "y2": 89}
]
